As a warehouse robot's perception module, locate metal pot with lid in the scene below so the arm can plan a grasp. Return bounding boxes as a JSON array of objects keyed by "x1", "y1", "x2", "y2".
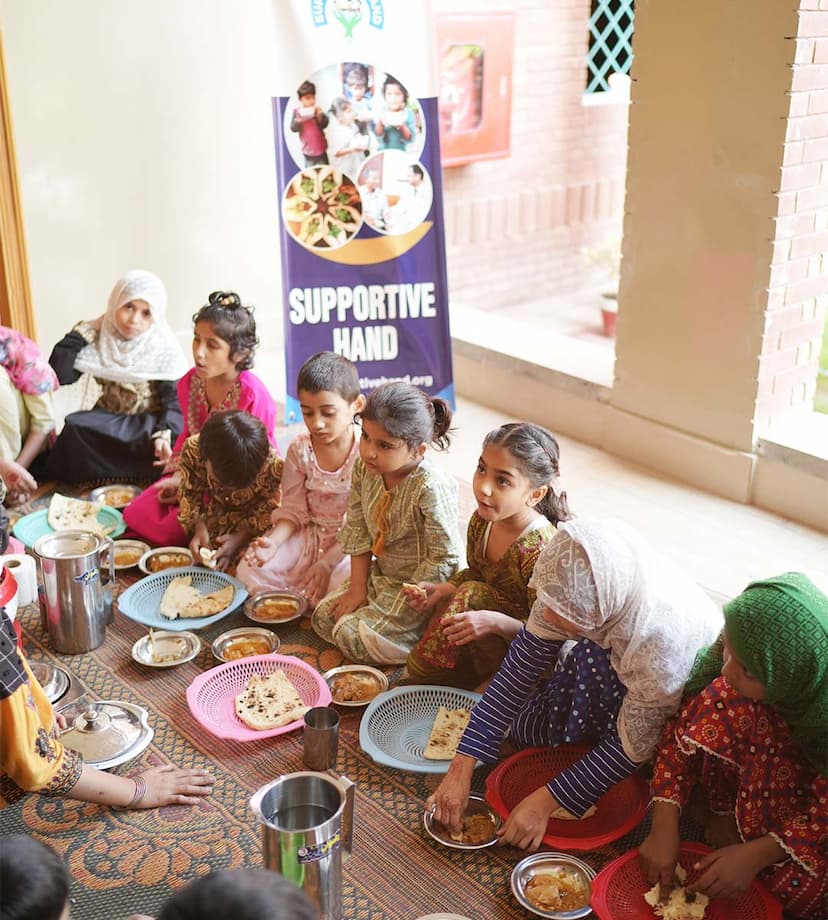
[{"x1": 60, "y1": 700, "x2": 153, "y2": 770}]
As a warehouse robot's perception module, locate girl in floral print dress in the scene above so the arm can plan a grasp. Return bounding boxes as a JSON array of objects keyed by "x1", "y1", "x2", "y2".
[
  {"x1": 124, "y1": 291, "x2": 276, "y2": 546},
  {"x1": 406, "y1": 423, "x2": 571, "y2": 689}
]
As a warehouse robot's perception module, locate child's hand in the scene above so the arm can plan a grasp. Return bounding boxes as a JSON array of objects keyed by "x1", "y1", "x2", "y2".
[
  {"x1": 299, "y1": 561, "x2": 330, "y2": 605},
  {"x1": 441, "y1": 610, "x2": 507, "y2": 647},
  {"x1": 214, "y1": 531, "x2": 249, "y2": 572},
  {"x1": 243, "y1": 533, "x2": 278, "y2": 568},
  {"x1": 688, "y1": 844, "x2": 767, "y2": 901},
  {"x1": 402, "y1": 581, "x2": 433, "y2": 612},
  {"x1": 189, "y1": 521, "x2": 211, "y2": 561},
  {"x1": 156, "y1": 474, "x2": 181, "y2": 505},
  {"x1": 332, "y1": 585, "x2": 368, "y2": 621},
  {"x1": 638, "y1": 827, "x2": 680, "y2": 903},
  {"x1": 153, "y1": 437, "x2": 172, "y2": 467}
]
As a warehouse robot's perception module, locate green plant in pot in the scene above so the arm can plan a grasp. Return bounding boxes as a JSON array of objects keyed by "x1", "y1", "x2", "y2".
[{"x1": 582, "y1": 237, "x2": 621, "y2": 337}]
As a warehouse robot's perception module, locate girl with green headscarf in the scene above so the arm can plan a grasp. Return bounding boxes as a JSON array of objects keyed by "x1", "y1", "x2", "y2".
[{"x1": 639, "y1": 573, "x2": 828, "y2": 920}]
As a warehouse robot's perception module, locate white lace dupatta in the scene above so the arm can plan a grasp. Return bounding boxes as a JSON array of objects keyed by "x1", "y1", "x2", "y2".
[{"x1": 527, "y1": 519, "x2": 721, "y2": 762}]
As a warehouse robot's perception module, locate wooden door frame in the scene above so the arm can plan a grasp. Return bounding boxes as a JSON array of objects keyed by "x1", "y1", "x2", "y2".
[{"x1": 0, "y1": 25, "x2": 36, "y2": 338}]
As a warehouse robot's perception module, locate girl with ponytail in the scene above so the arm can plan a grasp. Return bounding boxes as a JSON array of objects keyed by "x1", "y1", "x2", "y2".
[{"x1": 406, "y1": 422, "x2": 570, "y2": 689}]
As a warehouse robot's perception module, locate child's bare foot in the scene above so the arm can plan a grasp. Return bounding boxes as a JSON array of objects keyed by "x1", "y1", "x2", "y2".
[{"x1": 704, "y1": 811, "x2": 741, "y2": 848}]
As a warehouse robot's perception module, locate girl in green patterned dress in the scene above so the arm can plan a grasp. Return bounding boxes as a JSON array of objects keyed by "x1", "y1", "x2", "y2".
[
  {"x1": 312, "y1": 382, "x2": 461, "y2": 664},
  {"x1": 406, "y1": 423, "x2": 571, "y2": 689}
]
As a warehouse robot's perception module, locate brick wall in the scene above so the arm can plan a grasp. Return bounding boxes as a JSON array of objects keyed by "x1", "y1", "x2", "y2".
[
  {"x1": 759, "y1": 2, "x2": 828, "y2": 429},
  {"x1": 432, "y1": 0, "x2": 629, "y2": 311}
]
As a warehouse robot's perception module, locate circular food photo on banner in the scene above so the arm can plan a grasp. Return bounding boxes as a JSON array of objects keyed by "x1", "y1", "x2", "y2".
[
  {"x1": 357, "y1": 151, "x2": 433, "y2": 236},
  {"x1": 282, "y1": 166, "x2": 363, "y2": 251},
  {"x1": 282, "y1": 62, "x2": 426, "y2": 174}
]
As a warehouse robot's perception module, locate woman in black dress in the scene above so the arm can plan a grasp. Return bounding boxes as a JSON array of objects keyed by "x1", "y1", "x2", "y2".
[{"x1": 47, "y1": 269, "x2": 188, "y2": 484}]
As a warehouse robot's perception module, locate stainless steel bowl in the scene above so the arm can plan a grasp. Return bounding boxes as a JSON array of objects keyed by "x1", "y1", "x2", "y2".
[
  {"x1": 88, "y1": 484, "x2": 142, "y2": 508},
  {"x1": 109, "y1": 539, "x2": 150, "y2": 571},
  {"x1": 243, "y1": 590, "x2": 308, "y2": 625},
  {"x1": 138, "y1": 545, "x2": 194, "y2": 575},
  {"x1": 30, "y1": 660, "x2": 71, "y2": 704},
  {"x1": 510, "y1": 852, "x2": 595, "y2": 919},
  {"x1": 211, "y1": 626, "x2": 280, "y2": 662},
  {"x1": 131, "y1": 630, "x2": 201, "y2": 668},
  {"x1": 323, "y1": 664, "x2": 389, "y2": 707},
  {"x1": 423, "y1": 793, "x2": 501, "y2": 849}
]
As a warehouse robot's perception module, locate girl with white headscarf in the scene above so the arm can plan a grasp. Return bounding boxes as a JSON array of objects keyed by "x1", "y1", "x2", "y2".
[
  {"x1": 47, "y1": 270, "x2": 188, "y2": 483},
  {"x1": 427, "y1": 518, "x2": 721, "y2": 851}
]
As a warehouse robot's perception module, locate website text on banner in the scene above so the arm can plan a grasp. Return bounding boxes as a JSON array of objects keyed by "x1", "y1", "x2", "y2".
[{"x1": 270, "y1": 0, "x2": 454, "y2": 423}]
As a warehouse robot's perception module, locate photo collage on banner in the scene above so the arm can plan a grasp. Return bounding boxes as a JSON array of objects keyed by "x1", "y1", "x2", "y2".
[{"x1": 271, "y1": 0, "x2": 454, "y2": 422}]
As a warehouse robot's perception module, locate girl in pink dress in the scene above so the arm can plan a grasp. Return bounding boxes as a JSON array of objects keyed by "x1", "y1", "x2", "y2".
[
  {"x1": 123, "y1": 292, "x2": 277, "y2": 546},
  {"x1": 237, "y1": 352, "x2": 363, "y2": 605}
]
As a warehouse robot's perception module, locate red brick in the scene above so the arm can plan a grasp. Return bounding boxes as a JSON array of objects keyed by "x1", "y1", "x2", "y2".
[
  {"x1": 791, "y1": 63, "x2": 828, "y2": 91},
  {"x1": 799, "y1": 12, "x2": 828, "y2": 37},
  {"x1": 779, "y1": 317, "x2": 827, "y2": 346},
  {"x1": 780, "y1": 161, "x2": 823, "y2": 190},
  {"x1": 783, "y1": 275, "x2": 828, "y2": 304},
  {"x1": 790, "y1": 229, "x2": 828, "y2": 258}
]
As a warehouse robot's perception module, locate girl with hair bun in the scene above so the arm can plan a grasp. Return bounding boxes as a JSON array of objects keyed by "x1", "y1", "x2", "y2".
[
  {"x1": 312, "y1": 381, "x2": 461, "y2": 664},
  {"x1": 406, "y1": 422, "x2": 571, "y2": 689},
  {"x1": 124, "y1": 290, "x2": 277, "y2": 546}
]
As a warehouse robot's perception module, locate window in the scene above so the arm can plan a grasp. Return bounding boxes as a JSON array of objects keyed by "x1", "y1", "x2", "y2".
[{"x1": 586, "y1": 0, "x2": 635, "y2": 94}]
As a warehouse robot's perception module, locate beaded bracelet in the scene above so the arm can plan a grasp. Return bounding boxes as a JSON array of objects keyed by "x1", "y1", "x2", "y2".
[{"x1": 116, "y1": 776, "x2": 147, "y2": 810}]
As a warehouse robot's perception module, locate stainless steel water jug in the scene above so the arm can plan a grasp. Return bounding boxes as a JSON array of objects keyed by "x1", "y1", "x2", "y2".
[
  {"x1": 33, "y1": 530, "x2": 114, "y2": 653},
  {"x1": 250, "y1": 771, "x2": 355, "y2": 920}
]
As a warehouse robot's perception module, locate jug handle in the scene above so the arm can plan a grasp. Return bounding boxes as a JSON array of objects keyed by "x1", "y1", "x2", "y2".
[
  {"x1": 331, "y1": 772, "x2": 355, "y2": 860},
  {"x1": 103, "y1": 536, "x2": 115, "y2": 587}
]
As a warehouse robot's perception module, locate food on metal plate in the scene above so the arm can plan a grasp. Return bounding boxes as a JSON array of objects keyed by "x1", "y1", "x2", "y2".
[
  {"x1": 234, "y1": 669, "x2": 310, "y2": 730},
  {"x1": 524, "y1": 868, "x2": 590, "y2": 913},
  {"x1": 423, "y1": 706, "x2": 472, "y2": 760},
  {"x1": 331, "y1": 671, "x2": 381, "y2": 703},
  {"x1": 643, "y1": 866, "x2": 709, "y2": 920},
  {"x1": 147, "y1": 550, "x2": 192, "y2": 572},
  {"x1": 114, "y1": 545, "x2": 144, "y2": 567},
  {"x1": 251, "y1": 596, "x2": 301, "y2": 622},
  {"x1": 222, "y1": 636, "x2": 272, "y2": 660},
  {"x1": 99, "y1": 487, "x2": 136, "y2": 507},
  {"x1": 436, "y1": 812, "x2": 495, "y2": 845}
]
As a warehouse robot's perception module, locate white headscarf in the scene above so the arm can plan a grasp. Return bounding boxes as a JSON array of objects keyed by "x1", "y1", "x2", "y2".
[
  {"x1": 527, "y1": 519, "x2": 721, "y2": 762},
  {"x1": 74, "y1": 270, "x2": 188, "y2": 384}
]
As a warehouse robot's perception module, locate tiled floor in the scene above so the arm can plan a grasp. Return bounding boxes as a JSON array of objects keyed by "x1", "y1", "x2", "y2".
[{"x1": 431, "y1": 397, "x2": 828, "y2": 604}]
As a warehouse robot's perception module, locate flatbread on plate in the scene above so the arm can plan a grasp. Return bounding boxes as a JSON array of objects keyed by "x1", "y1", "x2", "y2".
[
  {"x1": 159, "y1": 576, "x2": 233, "y2": 620},
  {"x1": 234, "y1": 670, "x2": 310, "y2": 731},
  {"x1": 423, "y1": 706, "x2": 471, "y2": 760},
  {"x1": 47, "y1": 493, "x2": 105, "y2": 534}
]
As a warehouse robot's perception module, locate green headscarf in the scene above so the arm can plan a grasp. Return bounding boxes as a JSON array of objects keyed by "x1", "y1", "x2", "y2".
[{"x1": 684, "y1": 572, "x2": 828, "y2": 775}]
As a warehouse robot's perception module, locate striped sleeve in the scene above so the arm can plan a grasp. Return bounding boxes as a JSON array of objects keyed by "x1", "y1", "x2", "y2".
[
  {"x1": 547, "y1": 730, "x2": 638, "y2": 817},
  {"x1": 456, "y1": 626, "x2": 562, "y2": 763}
]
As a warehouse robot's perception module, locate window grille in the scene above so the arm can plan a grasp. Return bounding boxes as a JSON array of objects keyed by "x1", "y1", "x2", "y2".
[{"x1": 586, "y1": 0, "x2": 635, "y2": 94}]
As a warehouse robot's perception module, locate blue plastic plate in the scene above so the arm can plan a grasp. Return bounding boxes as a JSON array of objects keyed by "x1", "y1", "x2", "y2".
[
  {"x1": 117, "y1": 566, "x2": 248, "y2": 632},
  {"x1": 359, "y1": 684, "x2": 482, "y2": 773},
  {"x1": 12, "y1": 506, "x2": 125, "y2": 549}
]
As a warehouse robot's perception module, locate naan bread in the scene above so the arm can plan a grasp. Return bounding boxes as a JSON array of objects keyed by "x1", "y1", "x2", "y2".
[
  {"x1": 234, "y1": 670, "x2": 310, "y2": 731},
  {"x1": 403, "y1": 582, "x2": 428, "y2": 602},
  {"x1": 159, "y1": 577, "x2": 234, "y2": 620},
  {"x1": 48, "y1": 493, "x2": 105, "y2": 534},
  {"x1": 423, "y1": 706, "x2": 471, "y2": 760},
  {"x1": 550, "y1": 804, "x2": 597, "y2": 820}
]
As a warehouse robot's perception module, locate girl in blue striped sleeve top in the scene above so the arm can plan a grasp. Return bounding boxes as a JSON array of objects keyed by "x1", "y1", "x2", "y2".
[{"x1": 427, "y1": 518, "x2": 722, "y2": 851}]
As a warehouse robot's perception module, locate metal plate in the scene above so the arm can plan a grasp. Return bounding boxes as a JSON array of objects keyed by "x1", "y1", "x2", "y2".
[
  {"x1": 243, "y1": 589, "x2": 308, "y2": 624},
  {"x1": 109, "y1": 539, "x2": 150, "y2": 571},
  {"x1": 30, "y1": 660, "x2": 71, "y2": 704},
  {"x1": 510, "y1": 852, "x2": 595, "y2": 919},
  {"x1": 423, "y1": 794, "x2": 501, "y2": 850},
  {"x1": 323, "y1": 664, "x2": 390, "y2": 707},
  {"x1": 138, "y1": 546, "x2": 194, "y2": 575},
  {"x1": 88, "y1": 484, "x2": 143, "y2": 508},
  {"x1": 132, "y1": 630, "x2": 201, "y2": 668},
  {"x1": 211, "y1": 627, "x2": 280, "y2": 662}
]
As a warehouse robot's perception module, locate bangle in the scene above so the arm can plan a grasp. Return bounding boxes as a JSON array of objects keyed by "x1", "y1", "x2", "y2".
[{"x1": 116, "y1": 775, "x2": 147, "y2": 810}]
